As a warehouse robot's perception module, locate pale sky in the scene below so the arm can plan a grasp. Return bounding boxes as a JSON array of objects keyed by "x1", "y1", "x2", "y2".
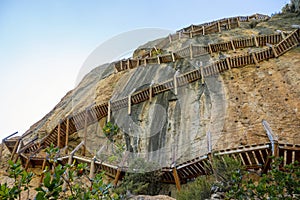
[{"x1": 0, "y1": 0, "x2": 288, "y2": 140}]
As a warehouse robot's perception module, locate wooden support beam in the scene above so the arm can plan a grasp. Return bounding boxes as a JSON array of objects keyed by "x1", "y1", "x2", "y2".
[
  {"x1": 0, "y1": 140, "x2": 4, "y2": 161},
  {"x1": 57, "y1": 121, "x2": 61, "y2": 148},
  {"x1": 157, "y1": 56, "x2": 160, "y2": 64},
  {"x1": 230, "y1": 40, "x2": 236, "y2": 52},
  {"x1": 83, "y1": 109, "x2": 88, "y2": 156},
  {"x1": 39, "y1": 157, "x2": 47, "y2": 185},
  {"x1": 10, "y1": 138, "x2": 21, "y2": 161},
  {"x1": 89, "y1": 156, "x2": 96, "y2": 179},
  {"x1": 144, "y1": 58, "x2": 147, "y2": 66},
  {"x1": 251, "y1": 52, "x2": 259, "y2": 67},
  {"x1": 189, "y1": 44, "x2": 193, "y2": 59},
  {"x1": 25, "y1": 156, "x2": 31, "y2": 171},
  {"x1": 190, "y1": 31, "x2": 193, "y2": 38},
  {"x1": 65, "y1": 117, "x2": 70, "y2": 154},
  {"x1": 202, "y1": 26, "x2": 205, "y2": 35},
  {"x1": 172, "y1": 168, "x2": 181, "y2": 191},
  {"x1": 208, "y1": 44, "x2": 213, "y2": 55},
  {"x1": 114, "y1": 168, "x2": 122, "y2": 186},
  {"x1": 120, "y1": 60, "x2": 123, "y2": 71}
]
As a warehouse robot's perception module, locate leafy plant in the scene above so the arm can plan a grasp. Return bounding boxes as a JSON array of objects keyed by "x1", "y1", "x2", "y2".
[
  {"x1": 35, "y1": 143, "x2": 119, "y2": 200},
  {"x1": 0, "y1": 159, "x2": 34, "y2": 200},
  {"x1": 103, "y1": 122, "x2": 119, "y2": 142},
  {"x1": 226, "y1": 157, "x2": 300, "y2": 199}
]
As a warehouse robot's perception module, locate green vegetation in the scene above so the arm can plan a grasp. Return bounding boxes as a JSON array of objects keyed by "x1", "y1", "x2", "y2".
[
  {"x1": 115, "y1": 158, "x2": 162, "y2": 197},
  {"x1": 177, "y1": 156, "x2": 300, "y2": 200},
  {"x1": 226, "y1": 158, "x2": 300, "y2": 200},
  {"x1": 0, "y1": 160, "x2": 34, "y2": 200},
  {"x1": 103, "y1": 122, "x2": 119, "y2": 142},
  {"x1": 177, "y1": 176, "x2": 212, "y2": 200}
]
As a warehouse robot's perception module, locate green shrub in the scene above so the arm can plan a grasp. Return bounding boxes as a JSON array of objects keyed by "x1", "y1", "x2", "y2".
[
  {"x1": 226, "y1": 157, "x2": 300, "y2": 199},
  {"x1": 115, "y1": 158, "x2": 162, "y2": 197},
  {"x1": 0, "y1": 159, "x2": 34, "y2": 200},
  {"x1": 177, "y1": 176, "x2": 212, "y2": 200}
]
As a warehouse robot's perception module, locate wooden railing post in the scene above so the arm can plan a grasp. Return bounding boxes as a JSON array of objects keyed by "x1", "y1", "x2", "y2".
[
  {"x1": 128, "y1": 88, "x2": 136, "y2": 115},
  {"x1": 171, "y1": 52, "x2": 175, "y2": 62},
  {"x1": 149, "y1": 81, "x2": 154, "y2": 103},
  {"x1": 267, "y1": 43, "x2": 278, "y2": 58},
  {"x1": 236, "y1": 17, "x2": 240, "y2": 27},
  {"x1": 202, "y1": 26, "x2": 205, "y2": 35},
  {"x1": 174, "y1": 70, "x2": 179, "y2": 95},
  {"x1": 262, "y1": 120, "x2": 279, "y2": 158},
  {"x1": 226, "y1": 57, "x2": 233, "y2": 79},
  {"x1": 252, "y1": 35, "x2": 259, "y2": 47},
  {"x1": 189, "y1": 43, "x2": 193, "y2": 59},
  {"x1": 127, "y1": 59, "x2": 130, "y2": 69},
  {"x1": 250, "y1": 51, "x2": 259, "y2": 67},
  {"x1": 107, "y1": 100, "x2": 111, "y2": 122},
  {"x1": 200, "y1": 62, "x2": 205, "y2": 85},
  {"x1": 227, "y1": 18, "x2": 231, "y2": 29}
]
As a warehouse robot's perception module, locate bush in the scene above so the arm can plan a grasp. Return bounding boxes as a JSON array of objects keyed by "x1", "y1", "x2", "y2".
[
  {"x1": 177, "y1": 156, "x2": 242, "y2": 200},
  {"x1": 177, "y1": 176, "x2": 212, "y2": 200},
  {"x1": 115, "y1": 158, "x2": 162, "y2": 197},
  {"x1": 0, "y1": 160, "x2": 34, "y2": 200},
  {"x1": 226, "y1": 157, "x2": 300, "y2": 199}
]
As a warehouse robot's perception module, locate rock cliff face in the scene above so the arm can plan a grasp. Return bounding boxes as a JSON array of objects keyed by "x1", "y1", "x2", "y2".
[{"x1": 18, "y1": 13, "x2": 300, "y2": 170}]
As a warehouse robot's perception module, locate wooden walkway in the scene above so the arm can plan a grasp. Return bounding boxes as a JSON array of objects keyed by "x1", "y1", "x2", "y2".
[{"x1": 2, "y1": 15, "x2": 300, "y2": 189}]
